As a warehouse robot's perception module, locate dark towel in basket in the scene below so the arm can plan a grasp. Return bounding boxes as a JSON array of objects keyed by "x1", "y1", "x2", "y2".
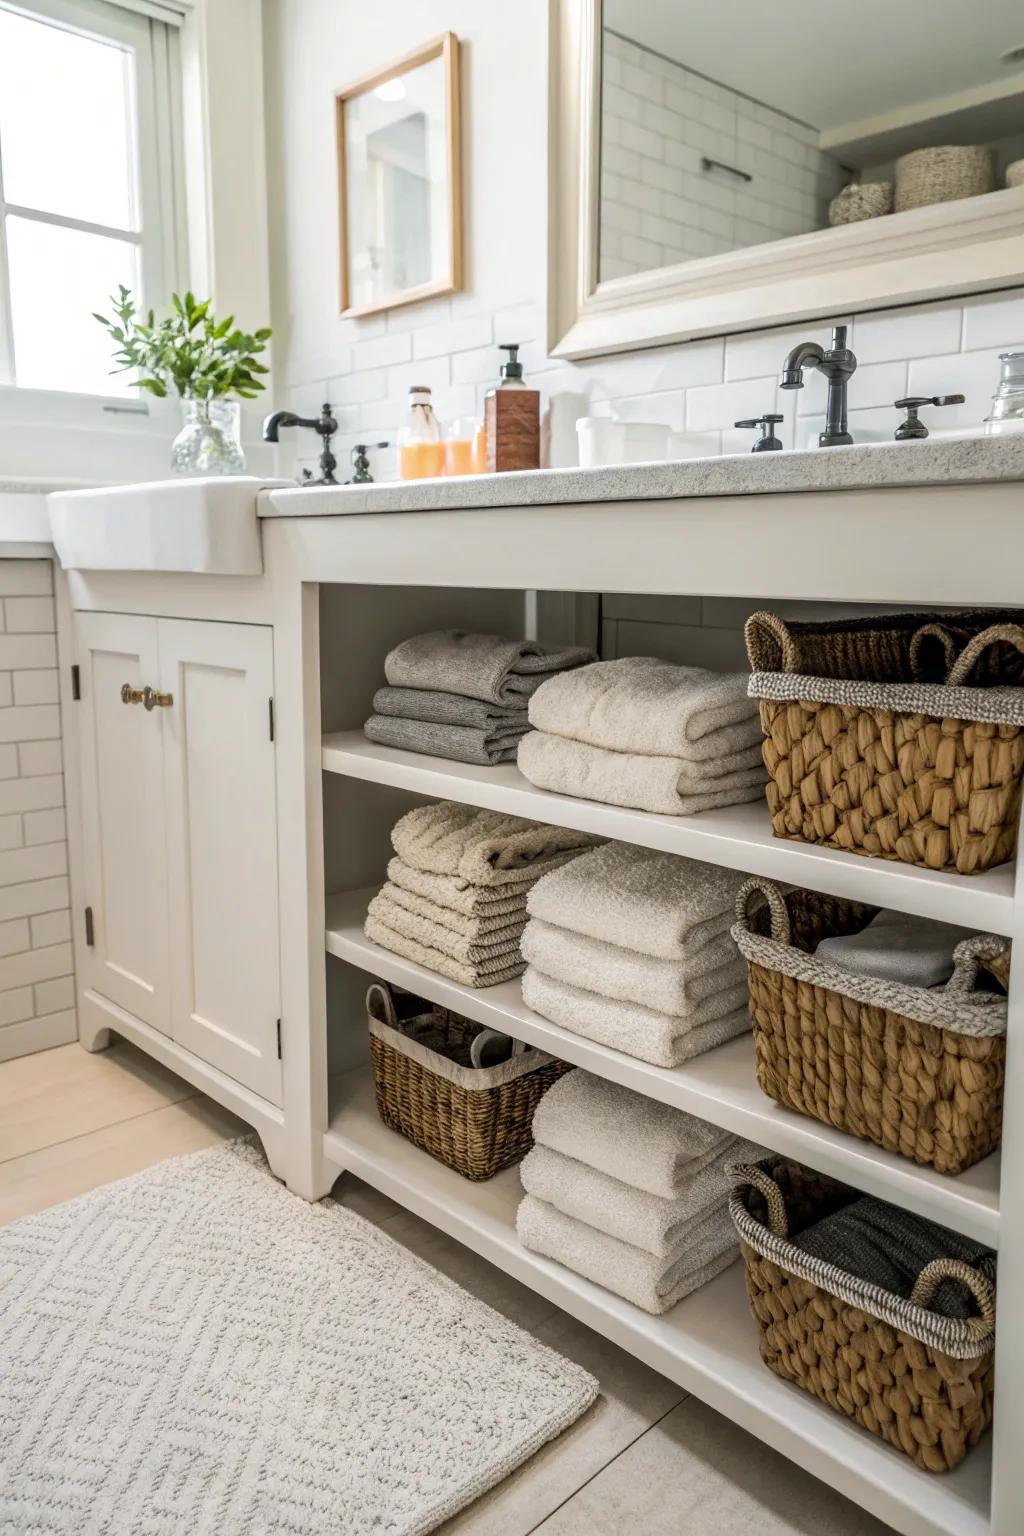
[{"x1": 792, "y1": 1196, "x2": 996, "y2": 1319}]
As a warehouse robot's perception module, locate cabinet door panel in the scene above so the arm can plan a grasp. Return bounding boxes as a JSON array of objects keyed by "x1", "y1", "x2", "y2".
[
  {"x1": 76, "y1": 612, "x2": 170, "y2": 1031},
  {"x1": 159, "y1": 619, "x2": 282, "y2": 1105}
]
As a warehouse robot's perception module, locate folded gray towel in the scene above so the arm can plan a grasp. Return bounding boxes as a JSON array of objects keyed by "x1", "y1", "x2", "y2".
[
  {"x1": 364, "y1": 911, "x2": 525, "y2": 988},
  {"x1": 368, "y1": 887, "x2": 527, "y2": 964},
  {"x1": 364, "y1": 713, "x2": 527, "y2": 766},
  {"x1": 372, "y1": 685, "x2": 529, "y2": 732},
  {"x1": 391, "y1": 801, "x2": 600, "y2": 888},
  {"x1": 383, "y1": 878, "x2": 527, "y2": 940},
  {"x1": 386, "y1": 856, "x2": 530, "y2": 919},
  {"x1": 792, "y1": 1196, "x2": 996, "y2": 1319},
  {"x1": 384, "y1": 631, "x2": 595, "y2": 705},
  {"x1": 815, "y1": 909, "x2": 979, "y2": 988}
]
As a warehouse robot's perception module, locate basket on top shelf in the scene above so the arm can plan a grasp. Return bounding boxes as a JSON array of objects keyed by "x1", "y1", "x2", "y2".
[
  {"x1": 745, "y1": 608, "x2": 1024, "y2": 875},
  {"x1": 732, "y1": 878, "x2": 1008, "y2": 1175},
  {"x1": 730, "y1": 1157, "x2": 996, "y2": 1473},
  {"x1": 367, "y1": 983, "x2": 572, "y2": 1181}
]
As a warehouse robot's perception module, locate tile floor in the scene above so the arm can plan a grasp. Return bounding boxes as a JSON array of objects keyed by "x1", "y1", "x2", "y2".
[{"x1": 0, "y1": 1040, "x2": 894, "y2": 1535}]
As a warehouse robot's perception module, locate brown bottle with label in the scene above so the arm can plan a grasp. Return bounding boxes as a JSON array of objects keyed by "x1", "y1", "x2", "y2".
[{"x1": 484, "y1": 343, "x2": 540, "y2": 472}]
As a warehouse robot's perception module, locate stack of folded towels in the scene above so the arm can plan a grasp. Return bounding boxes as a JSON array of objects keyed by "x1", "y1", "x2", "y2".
[
  {"x1": 521, "y1": 842, "x2": 752, "y2": 1067},
  {"x1": 518, "y1": 655, "x2": 768, "y2": 814},
  {"x1": 364, "y1": 800, "x2": 600, "y2": 987},
  {"x1": 517, "y1": 1070, "x2": 762, "y2": 1314},
  {"x1": 364, "y1": 630, "x2": 595, "y2": 766}
]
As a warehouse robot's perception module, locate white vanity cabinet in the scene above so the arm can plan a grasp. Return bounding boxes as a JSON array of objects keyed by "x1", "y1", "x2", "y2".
[{"x1": 75, "y1": 611, "x2": 282, "y2": 1106}]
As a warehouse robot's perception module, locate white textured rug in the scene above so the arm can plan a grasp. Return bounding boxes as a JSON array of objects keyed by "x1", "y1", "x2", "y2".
[{"x1": 0, "y1": 1140, "x2": 597, "y2": 1535}]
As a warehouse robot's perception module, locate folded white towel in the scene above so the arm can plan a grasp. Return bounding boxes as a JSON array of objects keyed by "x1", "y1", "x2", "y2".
[
  {"x1": 382, "y1": 879, "x2": 527, "y2": 941},
  {"x1": 523, "y1": 966, "x2": 751, "y2": 1068},
  {"x1": 517, "y1": 1194, "x2": 738, "y2": 1314},
  {"x1": 530, "y1": 1069, "x2": 731, "y2": 1198},
  {"x1": 517, "y1": 730, "x2": 768, "y2": 817},
  {"x1": 521, "y1": 918, "x2": 748, "y2": 1021},
  {"x1": 364, "y1": 911, "x2": 525, "y2": 988},
  {"x1": 521, "y1": 1140, "x2": 764, "y2": 1258},
  {"x1": 815, "y1": 908, "x2": 978, "y2": 988},
  {"x1": 392, "y1": 801, "x2": 599, "y2": 887},
  {"x1": 528, "y1": 656, "x2": 763, "y2": 761},
  {"x1": 387, "y1": 857, "x2": 531, "y2": 920},
  {"x1": 527, "y1": 843, "x2": 748, "y2": 961},
  {"x1": 368, "y1": 888, "x2": 526, "y2": 964}
]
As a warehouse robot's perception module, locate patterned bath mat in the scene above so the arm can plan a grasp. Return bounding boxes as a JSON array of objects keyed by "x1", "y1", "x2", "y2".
[{"x1": 0, "y1": 1140, "x2": 597, "y2": 1535}]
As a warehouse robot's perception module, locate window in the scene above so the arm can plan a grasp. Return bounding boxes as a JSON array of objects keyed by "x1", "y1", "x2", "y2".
[{"x1": 0, "y1": 0, "x2": 183, "y2": 400}]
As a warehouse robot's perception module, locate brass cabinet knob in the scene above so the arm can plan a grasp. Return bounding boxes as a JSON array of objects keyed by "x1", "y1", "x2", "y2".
[
  {"x1": 121, "y1": 684, "x2": 144, "y2": 705},
  {"x1": 120, "y1": 683, "x2": 173, "y2": 709}
]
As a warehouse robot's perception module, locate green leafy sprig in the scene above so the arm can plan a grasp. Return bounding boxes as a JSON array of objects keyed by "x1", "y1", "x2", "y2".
[{"x1": 94, "y1": 286, "x2": 271, "y2": 402}]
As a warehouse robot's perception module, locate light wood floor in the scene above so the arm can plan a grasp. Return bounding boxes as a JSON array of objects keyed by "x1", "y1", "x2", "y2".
[{"x1": 1, "y1": 1040, "x2": 893, "y2": 1535}]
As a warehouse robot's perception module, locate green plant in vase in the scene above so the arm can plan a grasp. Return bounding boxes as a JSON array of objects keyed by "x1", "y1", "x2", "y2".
[{"x1": 94, "y1": 287, "x2": 272, "y2": 476}]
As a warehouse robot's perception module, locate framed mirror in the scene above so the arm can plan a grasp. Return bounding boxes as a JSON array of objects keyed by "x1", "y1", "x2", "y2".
[
  {"x1": 336, "y1": 33, "x2": 462, "y2": 318},
  {"x1": 550, "y1": 0, "x2": 1024, "y2": 359}
]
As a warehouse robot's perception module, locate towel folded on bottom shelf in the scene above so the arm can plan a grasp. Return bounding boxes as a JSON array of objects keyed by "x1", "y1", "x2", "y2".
[
  {"x1": 386, "y1": 857, "x2": 531, "y2": 920},
  {"x1": 517, "y1": 1194, "x2": 739, "y2": 1314},
  {"x1": 517, "y1": 730, "x2": 768, "y2": 817},
  {"x1": 392, "y1": 802, "x2": 601, "y2": 888},
  {"x1": 364, "y1": 713, "x2": 527, "y2": 766},
  {"x1": 523, "y1": 967, "x2": 751, "y2": 1068},
  {"x1": 384, "y1": 630, "x2": 595, "y2": 706}
]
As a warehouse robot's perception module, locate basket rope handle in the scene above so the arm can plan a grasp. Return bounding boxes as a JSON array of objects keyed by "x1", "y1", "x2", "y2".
[
  {"x1": 744, "y1": 611, "x2": 797, "y2": 673},
  {"x1": 734, "y1": 876, "x2": 791, "y2": 945},
  {"x1": 910, "y1": 1259, "x2": 996, "y2": 1337},
  {"x1": 944, "y1": 933, "x2": 1012, "y2": 996},
  {"x1": 366, "y1": 982, "x2": 398, "y2": 1027},
  {"x1": 945, "y1": 623, "x2": 1024, "y2": 688},
  {"x1": 731, "y1": 1162, "x2": 789, "y2": 1239},
  {"x1": 909, "y1": 623, "x2": 957, "y2": 683}
]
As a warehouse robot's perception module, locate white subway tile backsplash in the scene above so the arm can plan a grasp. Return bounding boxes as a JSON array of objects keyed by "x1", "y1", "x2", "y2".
[
  {"x1": 0, "y1": 1009, "x2": 76, "y2": 1062},
  {"x1": 414, "y1": 314, "x2": 492, "y2": 360},
  {"x1": 853, "y1": 303, "x2": 962, "y2": 365},
  {"x1": 0, "y1": 986, "x2": 34, "y2": 1028},
  {"x1": 3, "y1": 597, "x2": 55, "y2": 635},
  {"x1": 961, "y1": 291, "x2": 1024, "y2": 353},
  {"x1": 0, "y1": 918, "x2": 28, "y2": 957},
  {"x1": 23, "y1": 808, "x2": 65, "y2": 846},
  {"x1": 0, "y1": 815, "x2": 23, "y2": 851},
  {"x1": 18, "y1": 741, "x2": 61, "y2": 776},
  {"x1": 30, "y1": 909, "x2": 71, "y2": 948},
  {"x1": 0, "y1": 562, "x2": 51, "y2": 597},
  {"x1": 34, "y1": 975, "x2": 74, "y2": 1015},
  {"x1": 0, "y1": 635, "x2": 56, "y2": 670},
  {"x1": 12, "y1": 670, "x2": 58, "y2": 706},
  {"x1": 0, "y1": 940, "x2": 72, "y2": 992},
  {"x1": 0, "y1": 876, "x2": 69, "y2": 923},
  {"x1": 0, "y1": 842, "x2": 66, "y2": 889},
  {"x1": 685, "y1": 376, "x2": 779, "y2": 433},
  {"x1": 0, "y1": 706, "x2": 60, "y2": 745},
  {"x1": 906, "y1": 348, "x2": 1006, "y2": 429}
]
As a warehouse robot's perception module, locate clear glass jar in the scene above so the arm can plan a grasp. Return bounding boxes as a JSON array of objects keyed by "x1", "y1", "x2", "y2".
[
  {"x1": 444, "y1": 416, "x2": 482, "y2": 476},
  {"x1": 398, "y1": 386, "x2": 445, "y2": 479},
  {"x1": 170, "y1": 399, "x2": 245, "y2": 475},
  {"x1": 984, "y1": 351, "x2": 1024, "y2": 435}
]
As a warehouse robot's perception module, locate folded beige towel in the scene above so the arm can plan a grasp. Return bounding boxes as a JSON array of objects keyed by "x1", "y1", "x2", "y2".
[
  {"x1": 523, "y1": 966, "x2": 751, "y2": 1068},
  {"x1": 387, "y1": 857, "x2": 531, "y2": 920},
  {"x1": 383, "y1": 879, "x2": 527, "y2": 941},
  {"x1": 364, "y1": 911, "x2": 525, "y2": 988},
  {"x1": 392, "y1": 801, "x2": 600, "y2": 887},
  {"x1": 385, "y1": 630, "x2": 595, "y2": 705},
  {"x1": 527, "y1": 843, "x2": 748, "y2": 962},
  {"x1": 528, "y1": 656, "x2": 763, "y2": 761},
  {"x1": 517, "y1": 1194, "x2": 738, "y2": 1314},
  {"x1": 368, "y1": 888, "x2": 526, "y2": 964},
  {"x1": 521, "y1": 918, "x2": 747, "y2": 1021},
  {"x1": 518, "y1": 731, "x2": 768, "y2": 817}
]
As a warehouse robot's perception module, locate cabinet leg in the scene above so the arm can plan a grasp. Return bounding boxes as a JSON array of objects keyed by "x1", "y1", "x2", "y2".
[{"x1": 79, "y1": 1017, "x2": 113, "y2": 1054}]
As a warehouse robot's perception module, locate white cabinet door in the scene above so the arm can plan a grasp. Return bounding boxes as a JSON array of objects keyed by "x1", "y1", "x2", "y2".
[
  {"x1": 76, "y1": 612, "x2": 171, "y2": 1032},
  {"x1": 159, "y1": 619, "x2": 282, "y2": 1106}
]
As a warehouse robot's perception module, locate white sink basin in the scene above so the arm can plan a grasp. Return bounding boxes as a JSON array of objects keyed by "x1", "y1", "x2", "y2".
[{"x1": 48, "y1": 477, "x2": 290, "y2": 574}]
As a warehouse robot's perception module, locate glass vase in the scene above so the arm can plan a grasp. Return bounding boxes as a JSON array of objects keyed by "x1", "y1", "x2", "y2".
[{"x1": 170, "y1": 399, "x2": 245, "y2": 476}]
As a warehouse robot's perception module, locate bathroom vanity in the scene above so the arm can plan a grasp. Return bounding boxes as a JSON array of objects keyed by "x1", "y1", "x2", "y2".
[{"x1": 48, "y1": 437, "x2": 1024, "y2": 1536}]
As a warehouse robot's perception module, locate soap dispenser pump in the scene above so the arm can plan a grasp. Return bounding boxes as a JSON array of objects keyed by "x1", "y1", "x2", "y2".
[{"x1": 484, "y1": 343, "x2": 540, "y2": 472}]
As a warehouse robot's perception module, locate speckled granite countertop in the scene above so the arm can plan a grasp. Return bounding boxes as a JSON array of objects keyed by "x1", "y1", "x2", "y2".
[{"x1": 262, "y1": 434, "x2": 1024, "y2": 517}]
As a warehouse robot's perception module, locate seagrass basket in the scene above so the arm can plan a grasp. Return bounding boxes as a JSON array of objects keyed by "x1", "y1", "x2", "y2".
[
  {"x1": 730, "y1": 1158, "x2": 996, "y2": 1473},
  {"x1": 745, "y1": 609, "x2": 1024, "y2": 874},
  {"x1": 731, "y1": 878, "x2": 1008, "y2": 1175},
  {"x1": 894, "y1": 146, "x2": 994, "y2": 211},
  {"x1": 367, "y1": 983, "x2": 571, "y2": 1180}
]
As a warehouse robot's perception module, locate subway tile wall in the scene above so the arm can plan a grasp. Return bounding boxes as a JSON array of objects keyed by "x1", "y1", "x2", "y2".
[{"x1": 0, "y1": 560, "x2": 74, "y2": 1064}]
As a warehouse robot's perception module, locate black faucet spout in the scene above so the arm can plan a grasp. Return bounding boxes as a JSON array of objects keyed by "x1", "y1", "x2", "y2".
[{"x1": 778, "y1": 327, "x2": 857, "y2": 447}]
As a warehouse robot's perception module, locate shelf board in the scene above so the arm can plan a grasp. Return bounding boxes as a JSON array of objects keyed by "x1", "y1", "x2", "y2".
[
  {"x1": 325, "y1": 888, "x2": 1000, "y2": 1247},
  {"x1": 324, "y1": 1064, "x2": 991, "y2": 1536},
  {"x1": 322, "y1": 732, "x2": 1016, "y2": 936}
]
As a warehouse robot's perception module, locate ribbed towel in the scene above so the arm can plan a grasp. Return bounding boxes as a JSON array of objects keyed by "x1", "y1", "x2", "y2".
[
  {"x1": 815, "y1": 909, "x2": 978, "y2": 989},
  {"x1": 530, "y1": 1069, "x2": 732, "y2": 1199},
  {"x1": 383, "y1": 877, "x2": 527, "y2": 940},
  {"x1": 517, "y1": 1194, "x2": 738, "y2": 1314},
  {"x1": 385, "y1": 631, "x2": 595, "y2": 705},
  {"x1": 521, "y1": 919, "x2": 748, "y2": 1021},
  {"x1": 391, "y1": 801, "x2": 600, "y2": 887},
  {"x1": 364, "y1": 713, "x2": 527, "y2": 766},
  {"x1": 386, "y1": 856, "x2": 530, "y2": 919},
  {"x1": 373, "y1": 685, "x2": 529, "y2": 732},
  {"x1": 528, "y1": 656, "x2": 762, "y2": 761},
  {"x1": 368, "y1": 888, "x2": 526, "y2": 964},
  {"x1": 364, "y1": 911, "x2": 525, "y2": 988},
  {"x1": 517, "y1": 730, "x2": 768, "y2": 817},
  {"x1": 527, "y1": 843, "x2": 749, "y2": 961},
  {"x1": 523, "y1": 966, "x2": 751, "y2": 1068},
  {"x1": 521, "y1": 1141, "x2": 764, "y2": 1258}
]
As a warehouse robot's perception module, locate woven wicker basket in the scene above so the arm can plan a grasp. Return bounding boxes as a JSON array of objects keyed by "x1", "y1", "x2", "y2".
[
  {"x1": 829, "y1": 181, "x2": 893, "y2": 226},
  {"x1": 730, "y1": 1158, "x2": 996, "y2": 1473},
  {"x1": 894, "y1": 146, "x2": 995, "y2": 211},
  {"x1": 745, "y1": 608, "x2": 1024, "y2": 874},
  {"x1": 367, "y1": 983, "x2": 571, "y2": 1180},
  {"x1": 731, "y1": 879, "x2": 1008, "y2": 1174}
]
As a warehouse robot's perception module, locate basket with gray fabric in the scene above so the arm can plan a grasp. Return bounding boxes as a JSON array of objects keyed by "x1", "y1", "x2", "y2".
[
  {"x1": 745, "y1": 608, "x2": 1024, "y2": 874},
  {"x1": 730, "y1": 1157, "x2": 996, "y2": 1473},
  {"x1": 731, "y1": 877, "x2": 1008, "y2": 1174}
]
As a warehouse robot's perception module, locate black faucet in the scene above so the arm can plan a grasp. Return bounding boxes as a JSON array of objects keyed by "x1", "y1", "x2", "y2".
[
  {"x1": 779, "y1": 326, "x2": 857, "y2": 447},
  {"x1": 262, "y1": 402, "x2": 338, "y2": 484}
]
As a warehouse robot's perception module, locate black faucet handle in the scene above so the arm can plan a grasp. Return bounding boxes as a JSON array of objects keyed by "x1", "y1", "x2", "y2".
[
  {"x1": 894, "y1": 394, "x2": 966, "y2": 441},
  {"x1": 735, "y1": 413, "x2": 784, "y2": 452}
]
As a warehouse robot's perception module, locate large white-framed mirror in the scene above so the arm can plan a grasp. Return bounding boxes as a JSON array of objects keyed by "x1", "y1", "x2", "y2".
[{"x1": 549, "y1": 0, "x2": 1024, "y2": 359}]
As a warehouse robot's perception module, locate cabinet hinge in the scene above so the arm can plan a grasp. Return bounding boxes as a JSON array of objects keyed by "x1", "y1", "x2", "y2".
[
  {"x1": 84, "y1": 906, "x2": 94, "y2": 947},
  {"x1": 71, "y1": 665, "x2": 81, "y2": 701},
  {"x1": 269, "y1": 697, "x2": 275, "y2": 741},
  {"x1": 276, "y1": 1018, "x2": 282, "y2": 1059}
]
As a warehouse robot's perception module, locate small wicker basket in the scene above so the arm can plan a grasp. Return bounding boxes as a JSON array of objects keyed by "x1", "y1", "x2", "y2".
[
  {"x1": 745, "y1": 608, "x2": 1024, "y2": 875},
  {"x1": 367, "y1": 983, "x2": 571, "y2": 1181},
  {"x1": 894, "y1": 146, "x2": 995, "y2": 211},
  {"x1": 731, "y1": 879, "x2": 1009, "y2": 1174},
  {"x1": 829, "y1": 181, "x2": 893, "y2": 226},
  {"x1": 730, "y1": 1158, "x2": 996, "y2": 1473}
]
